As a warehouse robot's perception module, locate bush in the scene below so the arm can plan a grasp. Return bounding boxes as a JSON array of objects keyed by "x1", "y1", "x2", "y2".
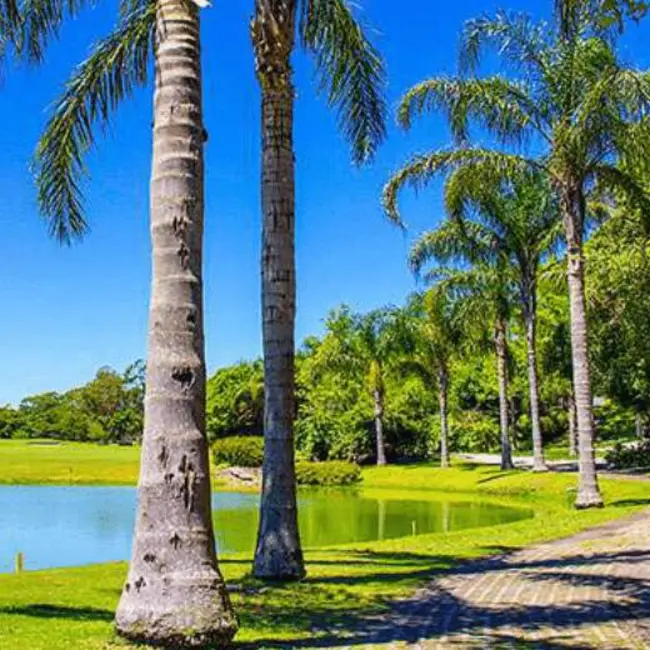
[
  {"x1": 605, "y1": 440, "x2": 650, "y2": 470},
  {"x1": 295, "y1": 461, "x2": 362, "y2": 486},
  {"x1": 213, "y1": 436, "x2": 264, "y2": 467}
]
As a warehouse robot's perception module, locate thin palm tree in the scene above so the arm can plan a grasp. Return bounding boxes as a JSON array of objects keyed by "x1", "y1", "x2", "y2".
[
  {"x1": 406, "y1": 168, "x2": 561, "y2": 470},
  {"x1": 428, "y1": 261, "x2": 516, "y2": 471},
  {"x1": 353, "y1": 307, "x2": 404, "y2": 466},
  {"x1": 32, "y1": 1, "x2": 238, "y2": 644},
  {"x1": 402, "y1": 289, "x2": 465, "y2": 468},
  {"x1": 383, "y1": 6, "x2": 650, "y2": 507},
  {"x1": 250, "y1": 0, "x2": 386, "y2": 580}
]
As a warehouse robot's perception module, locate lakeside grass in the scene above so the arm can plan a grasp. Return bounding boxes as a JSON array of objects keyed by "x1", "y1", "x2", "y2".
[
  {"x1": 0, "y1": 439, "x2": 142, "y2": 486},
  {"x1": 1, "y1": 452, "x2": 650, "y2": 648}
]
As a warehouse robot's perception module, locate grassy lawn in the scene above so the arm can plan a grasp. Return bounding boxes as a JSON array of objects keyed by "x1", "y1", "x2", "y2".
[
  {"x1": 0, "y1": 439, "x2": 142, "y2": 486},
  {"x1": 1, "y1": 453, "x2": 650, "y2": 648}
]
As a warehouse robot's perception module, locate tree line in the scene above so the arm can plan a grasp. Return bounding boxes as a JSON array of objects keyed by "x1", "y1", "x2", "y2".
[{"x1": 1, "y1": 0, "x2": 649, "y2": 646}]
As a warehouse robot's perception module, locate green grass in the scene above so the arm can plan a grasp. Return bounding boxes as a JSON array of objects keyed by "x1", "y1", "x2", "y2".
[
  {"x1": 1, "y1": 460, "x2": 650, "y2": 648},
  {"x1": 0, "y1": 440, "x2": 141, "y2": 486}
]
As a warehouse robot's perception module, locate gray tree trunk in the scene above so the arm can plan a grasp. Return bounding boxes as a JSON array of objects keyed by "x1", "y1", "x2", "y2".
[
  {"x1": 115, "y1": 1, "x2": 238, "y2": 644},
  {"x1": 439, "y1": 368, "x2": 450, "y2": 468},
  {"x1": 374, "y1": 388, "x2": 387, "y2": 465},
  {"x1": 562, "y1": 185, "x2": 603, "y2": 508},
  {"x1": 251, "y1": 0, "x2": 305, "y2": 581},
  {"x1": 495, "y1": 316, "x2": 514, "y2": 470},
  {"x1": 568, "y1": 392, "x2": 578, "y2": 457},
  {"x1": 522, "y1": 290, "x2": 547, "y2": 472}
]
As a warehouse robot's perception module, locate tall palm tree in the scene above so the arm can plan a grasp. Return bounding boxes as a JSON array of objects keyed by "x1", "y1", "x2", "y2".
[
  {"x1": 33, "y1": 2, "x2": 238, "y2": 644},
  {"x1": 383, "y1": 6, "x2": 650, "y2": 507},
  {"x1": 250, "y1": 0, "x2": 386, "y2": 580},
  {"x1": 406, "y1": 168, "x2": 561, "y2": 471},
  {"x1": 402, "y1": 290, "x2": 464, "y2": 468}
]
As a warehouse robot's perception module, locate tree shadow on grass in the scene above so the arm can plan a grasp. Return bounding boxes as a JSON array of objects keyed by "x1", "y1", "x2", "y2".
[
  {"x1": 0, "y1": 603, "x2": 114, "y2": 622},
  {"x1": 611, "y1": 498, "x2": 650, "y2": 507},
  {"x1": 234, "y1": 538, "x2": 650, "y2": 649}
]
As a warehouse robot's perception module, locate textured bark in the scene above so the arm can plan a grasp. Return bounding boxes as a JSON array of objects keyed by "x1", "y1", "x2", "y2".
[
  {"x1": 374, "y1": 388, "x2": 387, "y2": 466},
  {"x1": 561, "y1": 183, "x2": 603, "y2": 508},
  {"x1": 495, "y1": 317, "x2": 514, "y2": 470},
  {"x1": 439, "y1": 368, "x2": 450, "y2": 468},
  {"x1": 114, "y1": 1, "x2": 238, "y2": 645},
  {"x1": 251, "y1": 0, "x2": 305, "y2": 581},
  {"x1": 568, "y1": 393, "x2": 578, "y2": 457},
  {"x1": 522, "y1": 287, "x2": 547, "y2": 472}
]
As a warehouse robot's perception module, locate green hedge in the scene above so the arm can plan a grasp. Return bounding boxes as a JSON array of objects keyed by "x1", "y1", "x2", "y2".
[
  {"x1": 295, "y1": 461, "x2": 362, "y2": 486},
  {"x1": 605, "y1": 440, "x2": 650, "y2": 470},
  {"x1": 213, "y1": 436, "x2": 264, "y2": 467},
  {"x1": 213, "y1": 437, "x2": 362, "y2": 485}
]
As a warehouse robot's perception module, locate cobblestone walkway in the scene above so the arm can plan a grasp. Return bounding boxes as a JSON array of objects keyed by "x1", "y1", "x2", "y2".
[{"x1": 295, "y1": 510, "x2": 650, "y2": 649}]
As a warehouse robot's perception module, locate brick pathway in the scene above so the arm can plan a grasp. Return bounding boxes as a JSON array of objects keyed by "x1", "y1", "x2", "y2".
[{"x1": 282, "y1": 510, "x2": 650, "y2": 649}]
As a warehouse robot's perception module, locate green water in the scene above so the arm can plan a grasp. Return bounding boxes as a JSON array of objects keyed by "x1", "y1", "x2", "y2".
[
  {"x1": 214, "y1": 489, "x2": 531, "y2": 552},
  {"x1": 0, "y1": 486, "x2": 531, "y2": 571}
]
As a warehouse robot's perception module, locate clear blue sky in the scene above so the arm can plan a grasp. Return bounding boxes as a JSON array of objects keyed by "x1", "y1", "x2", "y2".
[{"x1": 1, "y1": 1, "x2": 648, "y2": 404}]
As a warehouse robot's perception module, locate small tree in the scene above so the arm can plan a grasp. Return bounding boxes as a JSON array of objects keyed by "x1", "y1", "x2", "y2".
[{"x1": 402, "y1": 290, "x2": 465, "y2": 467}]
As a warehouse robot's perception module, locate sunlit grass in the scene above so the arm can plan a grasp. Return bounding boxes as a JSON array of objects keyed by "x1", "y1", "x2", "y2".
[{"x1": 1, "y1": 459, "x2": 649, "y2": 648}]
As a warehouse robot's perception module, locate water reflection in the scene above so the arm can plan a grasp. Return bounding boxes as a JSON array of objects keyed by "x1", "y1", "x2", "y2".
[{"x1": 0, "y1": 486, "x2": 531, "y2": 572}]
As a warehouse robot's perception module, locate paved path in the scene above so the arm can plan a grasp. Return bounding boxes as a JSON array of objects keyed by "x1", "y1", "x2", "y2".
[{"x1": 285, "y1": 510, "x2": 650, "y2": 649}]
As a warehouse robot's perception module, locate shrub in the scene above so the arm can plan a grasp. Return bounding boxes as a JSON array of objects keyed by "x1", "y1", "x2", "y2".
[
  {"x1": 605, "y1": 440, "x2": 650, "y2": 470},
  {"x1": 213, "y1": 436, "x2": 264, "y2": 467},
  {"x1": 295, "y1": 461, "x2": 362, "y2": 486}
]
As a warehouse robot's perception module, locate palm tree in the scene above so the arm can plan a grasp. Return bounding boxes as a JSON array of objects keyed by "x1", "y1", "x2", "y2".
[
  {"x1": 383, "y1": 6, "x2": 650, "y2": 507},
  {"x1": 250, "y1": 0, "x2": 386, "y2": 580},
  {"x1": 427, "y1": 261, "x2": 516, "y2": 471},
  {"x1": 354, "y1": 308, "x2": 404, "y2": 466},
  {"x1": 406, "y1": 168, "x2": 561, "y2": 471},
  {"x1": 402, "y1": 290, "x2": 464, "y2": 468},
  {"x1": 33, "y1": 2, "x2": 238, "y2": 644}
]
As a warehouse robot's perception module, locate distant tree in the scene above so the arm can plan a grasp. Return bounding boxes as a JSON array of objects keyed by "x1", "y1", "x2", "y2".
[
  {"x1": 403, "y1": 169, "x2": 561, "y2": 470},
  {"x1": 206, "y1": 361, "x2": 264, "y2": 440},
  {"x1": 355, "y1": 308, "x2": 407, "y2": 465},
  {"x1": 402, "y1": 290, "x2": 465, "y2": 467}
]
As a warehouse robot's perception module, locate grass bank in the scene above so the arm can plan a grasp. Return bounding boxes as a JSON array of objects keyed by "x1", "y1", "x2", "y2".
[
  {"x1": 0, "y1": 439, "x2": 141, "y2": 486},
  {"x1": 1, "y1": 460, "x2": 650, "y2": 648}
]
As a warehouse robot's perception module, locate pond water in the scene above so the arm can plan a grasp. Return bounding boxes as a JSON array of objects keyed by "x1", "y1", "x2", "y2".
[{"x1": 0, "y1": 486, "x2": 531, "y2": 572}]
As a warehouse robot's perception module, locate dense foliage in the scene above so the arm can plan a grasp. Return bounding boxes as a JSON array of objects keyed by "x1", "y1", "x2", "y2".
[
  {"x1": 294, "y1": 461, "x2": 362, "y2": 486},
  {"x1": 212, "y1": 436, "x2": 265, "y2": 468},
  {"x1": 0, "y1": 362, "x2": 144, "y2": 444}
]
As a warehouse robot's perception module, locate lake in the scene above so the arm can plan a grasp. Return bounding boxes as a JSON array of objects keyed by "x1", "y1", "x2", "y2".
[{"x1": 0, "y1": 486, "x2": 531, "y2": 572}]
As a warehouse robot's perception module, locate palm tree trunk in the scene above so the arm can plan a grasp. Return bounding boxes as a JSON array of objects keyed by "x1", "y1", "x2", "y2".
[
  {"x1": 562, "y1": 187, "x2": 603, "y2": 508},
  {"x1": 523, "y1": 292, "x2": 547, "y2": 472},
  {"x1": 568, "y1": 392, "x2": 578, "y2": 457},
  {"x1": 374, "y1": 388, "x2": 387, "y2": 465},
  {"x1": 495, "y1": 316, "x2": 514, "y2": 470},
  {"x1": 251, "y1": 0, "x2": 305, "y2": 581},
  {"x1": 439, "y1": 368, "x2": 450, "y2": 468},
  {"x1": 115, "y1": 1, "x2": 237, "y2": 644}
]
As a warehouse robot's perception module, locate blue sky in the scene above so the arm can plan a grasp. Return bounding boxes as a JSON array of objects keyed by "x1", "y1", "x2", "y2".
[{"x1": 1, "y1": 1, "x2": 649, "y2": 404}]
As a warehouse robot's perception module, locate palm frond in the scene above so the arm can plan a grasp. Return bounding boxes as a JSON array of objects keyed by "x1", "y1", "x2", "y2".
[
  {"x1": 382, "y1": 148, "x2": 539, "y2": 228},
  {"x1": 397, "y1": 76, "x2": 544, "y2": 145},
  {"x1": 460, "y1": 11, "x2": 549, "y2": 76},
  {"x1": 592, "y1": 163, "x2": 650, "y2": 224},
  {"x1": 34, "y1": 2, "x2": 156, "y2": 243},
  {"x1": 410, "y1": 220, "x2": 498, "y2": 275},
  {"x1": 19, "y1": 0, "x2": 94, "y2": 63},
  {"x1": 300, "y1": 0, "x2": 387, "y2": 164}
]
